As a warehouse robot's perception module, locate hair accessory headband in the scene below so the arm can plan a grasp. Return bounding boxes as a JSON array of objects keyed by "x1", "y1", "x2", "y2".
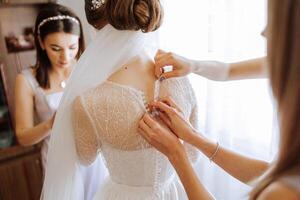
[
  {"x1": 38, "y1": 15, "x2": 79, "y2": 35},
  {"x1": 91, "y1": 0, "x2": 105, "y2": 10}
]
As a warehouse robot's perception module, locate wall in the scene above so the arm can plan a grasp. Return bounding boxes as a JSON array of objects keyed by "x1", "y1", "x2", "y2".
[
  {"x1": 0, "y1": 5, "x2": 39, "y2": 122},
  {"x1": 58, "y1": 0, "x2": 94, "y2": 45}
]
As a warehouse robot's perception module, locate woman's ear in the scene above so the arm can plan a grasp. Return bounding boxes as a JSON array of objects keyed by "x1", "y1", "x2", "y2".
[{"x1": 38, "y1": 37, "x2": 45, "y2": 50}]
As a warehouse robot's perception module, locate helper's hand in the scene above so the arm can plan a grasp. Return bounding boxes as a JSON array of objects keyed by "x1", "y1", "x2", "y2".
[
  {"x1": 149, "y1": 96, "x2": 197, "y2": 143},
  {"x1": 154, "y1": 49, "x2": 194, "y2": 79},
  {"x1": 138, "y1": 113, "x2": 185, "y2": 160}
]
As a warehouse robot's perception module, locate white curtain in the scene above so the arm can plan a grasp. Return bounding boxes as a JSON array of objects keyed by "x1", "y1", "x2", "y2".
[{"x1": 160, "y1": 0, "x2": 276, "y2": 199}]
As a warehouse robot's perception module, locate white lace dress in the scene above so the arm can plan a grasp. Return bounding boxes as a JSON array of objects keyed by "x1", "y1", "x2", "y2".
[{"x1": 72, "y1": 77, "x2": 199, "y2": 200}]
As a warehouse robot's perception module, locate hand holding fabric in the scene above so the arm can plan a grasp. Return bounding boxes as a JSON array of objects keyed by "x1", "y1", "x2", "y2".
[
  {"x1": 154, "y1": 49, "x2": 229, "y2": 81},
  {"x1": 138, "y1": 112, "x2": 186, "y2": 160},
  {"x1": 148, "y1": 96, "x2": 197, "y2": 143},
  {"x1": 154, "y1": 49, "x2": 194, "y2": 79}
]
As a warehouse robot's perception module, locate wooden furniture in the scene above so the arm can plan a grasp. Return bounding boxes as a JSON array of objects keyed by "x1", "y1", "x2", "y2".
[{"x1": 0, "y1": 145, "x2": 43, "y2": 200}]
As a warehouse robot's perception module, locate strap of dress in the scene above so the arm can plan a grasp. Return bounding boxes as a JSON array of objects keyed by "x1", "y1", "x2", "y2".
[{"x1": 21, "y1": 68, "x2": 40, "y2": 94}]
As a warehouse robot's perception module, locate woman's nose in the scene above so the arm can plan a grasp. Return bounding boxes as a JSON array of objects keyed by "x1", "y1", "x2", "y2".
[{"x1": 60, "y1": 50, "x2": 71, "y2": 61}]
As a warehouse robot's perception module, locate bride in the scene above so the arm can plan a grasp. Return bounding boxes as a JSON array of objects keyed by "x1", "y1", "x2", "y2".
[{"x1": 43, "y1": 0, "x2": 200, "y2": 199}]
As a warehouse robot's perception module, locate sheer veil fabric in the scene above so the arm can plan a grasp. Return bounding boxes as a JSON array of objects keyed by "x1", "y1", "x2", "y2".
[{"x1": 42, "y1": 24, "x2": 158, "y2": 200}]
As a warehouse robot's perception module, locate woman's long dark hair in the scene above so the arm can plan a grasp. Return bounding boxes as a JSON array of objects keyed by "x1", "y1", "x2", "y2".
[
  {"x1": 34, "y1": 3, "x2": 85, "y2": 89},
  {"x1": 250, "y1": 0, "x2": 300, "y2": 198}
]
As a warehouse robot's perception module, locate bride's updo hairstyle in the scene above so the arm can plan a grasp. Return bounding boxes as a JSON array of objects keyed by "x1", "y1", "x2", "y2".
[{"x1": 85, "y1": 0, "x2": 163, "y2": 32}]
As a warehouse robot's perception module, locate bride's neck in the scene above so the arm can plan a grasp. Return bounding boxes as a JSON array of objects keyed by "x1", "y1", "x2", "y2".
[{"x1": 108, "y1": 54, "x2": 156, "y2": 84}]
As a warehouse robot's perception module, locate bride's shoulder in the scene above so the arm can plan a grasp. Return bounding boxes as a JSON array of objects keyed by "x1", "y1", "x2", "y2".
[
  {"x1": 72, "y1": 82, "x2": 112, "y2": 104},
  {"x1": 72, "y1": 87, "x2": 95, "y2": 104},
  {"x1": 72, "y1": 89, "x2": 97, "y2": 115},
  {"x1": 163, "y1": 76, "x2": 194, "y2": 91}
]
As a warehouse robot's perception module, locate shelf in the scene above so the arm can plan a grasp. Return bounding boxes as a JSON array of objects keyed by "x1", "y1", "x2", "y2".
[{"x1": 0, "y1": 144, "x2": 41, "y2": 164}]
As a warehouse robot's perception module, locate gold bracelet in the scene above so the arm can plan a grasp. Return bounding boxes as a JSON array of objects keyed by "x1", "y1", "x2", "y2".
[{"x1": 209, "y1": 142, "x2": 220, "y2": 162}]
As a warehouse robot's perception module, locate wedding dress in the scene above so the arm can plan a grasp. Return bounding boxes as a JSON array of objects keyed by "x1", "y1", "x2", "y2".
[
  {"x1": 72, "y1": 76, "x2": 199, "y2": 199},
  {"x1": 42, "y1": 24, "x2": 199, "y2": 200}
]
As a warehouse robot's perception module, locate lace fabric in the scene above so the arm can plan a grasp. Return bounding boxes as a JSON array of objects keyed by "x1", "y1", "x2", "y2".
[
  {"x1": 72, "y1": 96, "x2": 101, "y2": 165},
  {"x1": 71, "y1": 76, "x2": 199, "y2": 199}
]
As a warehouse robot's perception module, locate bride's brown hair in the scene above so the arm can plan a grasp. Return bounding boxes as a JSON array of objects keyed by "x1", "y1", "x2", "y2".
[{"x1": 85, "y1": 0, "x2": 163, "y2": 32}]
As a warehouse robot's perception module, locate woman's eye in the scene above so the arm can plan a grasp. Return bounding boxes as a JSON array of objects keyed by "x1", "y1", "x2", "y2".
[{"x1": 51, "y1": 48, "x2": 61, "y2": 51}]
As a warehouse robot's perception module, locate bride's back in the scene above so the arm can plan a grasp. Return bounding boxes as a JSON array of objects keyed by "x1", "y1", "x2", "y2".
[
  {"x1": 72, "y1": 56, "x2": 198, "y2": 199},
  {"x1": 108, "y1": 55, "x2": 157, "y2": 104},
  {"x1": 71, "y1": 1, "x2": 199, "y2": 199},
  {"x1": 72, "y1": 60, "x2": 197, "y2": 151}
]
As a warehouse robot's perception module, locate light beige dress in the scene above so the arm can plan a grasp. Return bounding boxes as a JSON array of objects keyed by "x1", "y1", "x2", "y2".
[{"x1": 72, "y1": 77, "x2": 200, "y2": 200}]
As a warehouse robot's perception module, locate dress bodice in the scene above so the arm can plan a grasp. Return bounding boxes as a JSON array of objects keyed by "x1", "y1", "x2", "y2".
[{"x1": 72, "y1": 77, "x2": 199, "y2": 199}]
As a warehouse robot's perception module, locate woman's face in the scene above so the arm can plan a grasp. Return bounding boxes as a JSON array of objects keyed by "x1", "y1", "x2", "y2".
[{"x1": 41, "y1": 32, "x2": 79, "y2": 69}]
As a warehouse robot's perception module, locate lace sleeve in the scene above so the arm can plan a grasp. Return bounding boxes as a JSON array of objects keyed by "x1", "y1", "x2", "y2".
[
  {"x1": 72, "y1": 96, "x2": 101, "y2": 166},
  {"x1": 183, "y1": 83, "x2": 200, "y2": 164},
  {"x1": 183, "y1": 104, "x2": 200, "y2": 163},
  {"x1": 189, "y1": 104, "x2": 199, "y2": 131}
]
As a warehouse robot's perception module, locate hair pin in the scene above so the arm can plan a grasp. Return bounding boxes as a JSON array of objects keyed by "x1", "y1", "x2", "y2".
[{"x1": 91, "y1": 0, "x2": 105, "y2": 10}]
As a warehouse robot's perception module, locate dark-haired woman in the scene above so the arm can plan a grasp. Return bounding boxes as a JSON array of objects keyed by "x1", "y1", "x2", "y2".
[
  {"x1": 15, "y1": 2, "x2": 84, "y2": 170},
  {"x1": 14, "y1": 3, "x2": 105, "y2": 200},
  {"x1": 42, "y1": 0, "x2": 199, "y2": 199}
]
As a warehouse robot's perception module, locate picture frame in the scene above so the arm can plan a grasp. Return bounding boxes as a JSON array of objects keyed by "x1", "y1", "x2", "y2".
[{"x1": 4, "y1": 27, "x2": 35, "y2": 53}]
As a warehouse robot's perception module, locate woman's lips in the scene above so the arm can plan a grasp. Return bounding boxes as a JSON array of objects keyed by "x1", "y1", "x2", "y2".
[{"x1": 59, "y1": 61, "x2": 68, "y2": 66}]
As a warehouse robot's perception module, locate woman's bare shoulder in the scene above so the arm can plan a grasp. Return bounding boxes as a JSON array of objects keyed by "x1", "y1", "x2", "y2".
[
  {"x1": 257, "y1": 181, "x2": 300, "y2": 200},
  {"x1": 15, "y1": 67, "x2": 36, "y2": 95}
]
